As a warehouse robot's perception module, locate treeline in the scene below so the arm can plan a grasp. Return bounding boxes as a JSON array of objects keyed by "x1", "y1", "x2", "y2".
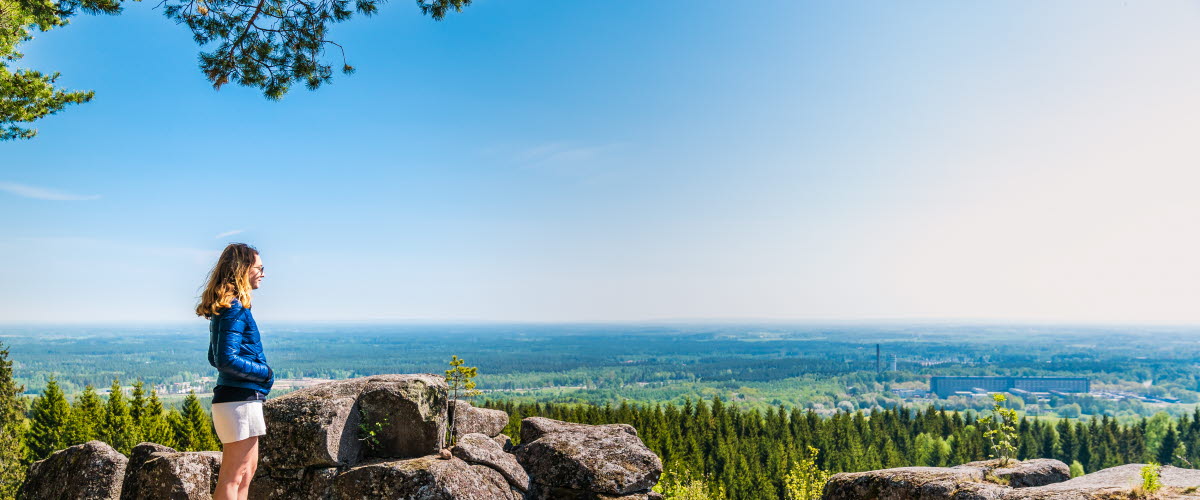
[
  {"x1": 0, "y1": 376, "x2": 222, "y2": 499},
  {"x1": 22, "y1": 378, "x2": 220, "y2": 461},
  {"x1": 482, "y1": 398, "x2": 1200, "y2": 500}
]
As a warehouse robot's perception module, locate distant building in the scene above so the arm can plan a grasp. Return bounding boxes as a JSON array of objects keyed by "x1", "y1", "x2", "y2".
[{"x1": 930, "y1": 376, "x2": 1088, "y2": 398}]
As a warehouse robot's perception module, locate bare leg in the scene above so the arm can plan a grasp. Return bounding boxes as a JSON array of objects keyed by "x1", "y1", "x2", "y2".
[
  {"x1": 214, "y1": 436, "x2": 259, "y2": 500},
  {"x1": 238, "y1": 437, "x2": 258, "y2": 500}
]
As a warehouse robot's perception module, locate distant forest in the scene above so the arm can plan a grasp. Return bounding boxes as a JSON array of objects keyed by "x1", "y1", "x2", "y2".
[{"x1": 4, "y1": 322, "x2": 1199, "y2": 421}]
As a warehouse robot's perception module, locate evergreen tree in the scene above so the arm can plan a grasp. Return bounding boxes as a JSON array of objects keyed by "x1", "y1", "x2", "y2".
[
  {"x1": 101, "y1": 378, "x2": 136, "y2": 454},
  {"x1": 141, "y1": 388, "x2": 175, "y2": 447},
  {"x1": 129, "y1": 380, "x2": 147, "y2": 430},
  {"x1": 167, "y1": 409, "x2": 191, "y2": 450},
  {"x1": 24, "y1": 377, "x2": 70, "y2": 461},
  {"x1": 66, "y1": 385, "x2": 103, "y2": 445},
  {"x1": 1158, "y1": 426, "x2": 1179, "y2": 466},
  {"x1": 0, "y1": 342, "x2": 26, "y2": 500},
  {"x1": 1057, "y1": 419, "x2": 1076, "y2": 464},
  {"x1": 179, "y1": 390, "x2": 218, "y2": 451}
]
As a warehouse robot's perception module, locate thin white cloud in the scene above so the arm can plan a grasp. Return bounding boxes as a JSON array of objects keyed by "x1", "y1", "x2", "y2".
[
  {"x1": 0, "y1": 181, "x2": 100, "y2": 201},
  {"x1": 515, "y1": 142, "x2": 609, "y2": 166},
  {"x1": 215, "y1": 229, "x2": 245, "y2": 239},
  {"x1": 12, "y1": 236, "x2": 218, "y2": 263},
  {"x1": 510, "y1": 142, "x2": 626, "y2": 182}
]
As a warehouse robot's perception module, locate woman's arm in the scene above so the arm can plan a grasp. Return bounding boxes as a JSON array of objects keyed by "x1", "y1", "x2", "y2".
[{"x1": 213, "y1": 308, "x2": 272, "y2": 383}]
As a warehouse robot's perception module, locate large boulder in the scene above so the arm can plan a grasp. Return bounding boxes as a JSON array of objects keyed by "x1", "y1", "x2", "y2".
[
  {"x1": 259, "y1": 374, "x2": 447, "y2": 469},
  {"x1": 1017, "y1": 464, "x2": 1200, "y2": 499},
  {"x1": 18, "y1": 440, "x2": 128, "y2": 500},
  {"x1": 259, "y1": 376, "x2": 368, "y2": 469},
  {"x1": 527, "y1": 484, "x2": 666, "y2": 500},
  {"x1": 955, "y1": 458, "x2": 1070, "y2": 488},
  {"x1": 331, "y1": 456, "x2": 518, "y2": 500},
  {"x1": 120, "y1": 442, "x2": 177, "y2": 500},
  {"x1": 121, "y1": 450, "x2": 222, "y2": 499},
  {"x1": 821, "y1": 461, "x2": 1200, "y2": 499},
  {"x1": 451, "y1": 432, "x2": 530, "y2": 492},
  {"x1": 248, "y1": 466, "x2": 339, "y2": 500},
  {"x1": 520, "y1": 416, "x2": 638, "y2": 443},
  {"x1": 515, "y1": 417, "x2": 662, "y2": 496},
  {"x1": 451, "y1": 399, "x2": 509, "y2": 438},
  {"x1": 358, "y1": 374, "x2": 448, "y2": 458},
  {"x1": 470, "y1": 464, "x2": 525, "y2": 500},
  {"x1": 821, "y1": 466, "x2": 1007, "y2": 500}
]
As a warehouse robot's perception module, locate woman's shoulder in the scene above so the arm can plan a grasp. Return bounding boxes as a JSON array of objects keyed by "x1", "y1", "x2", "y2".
[{"x1": 210, "y1": 298, "x2": 246, "y2": 319}]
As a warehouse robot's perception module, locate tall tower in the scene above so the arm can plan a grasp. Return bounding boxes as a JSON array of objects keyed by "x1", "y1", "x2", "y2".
[{"x1": 876, "y1": 344, "x2": 881, "y2": 374}]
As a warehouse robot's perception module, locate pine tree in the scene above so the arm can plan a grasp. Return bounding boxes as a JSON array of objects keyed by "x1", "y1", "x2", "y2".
[
  {"x1": 101, "y1": 378, "x2": 136, "y2": 454},
  {"x1": 167, "y1": 409, "x2": 191, "y2": 450},
  {"x1": 66, "y1": 385, "x2": 104, "y2": 445},
  {"x1": 141, "y1": 388, "x2": 175, "y2": 447},
  {"x1": 1158, "y1": 426, "x2": 1179, "y2": 466},
  {"x1": 129, "y1": 380, "x2": 147, "y2": 430},
  {"x1": 1056, "y1": 419, "x2": 1076, "y2": 464},
  {"x1": 0, "y1": 342, "x2": 27, "y2": 500},
  {"x1": 179, "y1": 391, "x2": 218, "y2": 451},
  {"x1": 25, "y1": 377, "x2": 71, "y2": 461}
]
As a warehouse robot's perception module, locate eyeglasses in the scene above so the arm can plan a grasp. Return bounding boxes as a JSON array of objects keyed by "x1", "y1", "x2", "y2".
[{"x1": 252, "y1": 266, "x2": 265, "y2": 273}]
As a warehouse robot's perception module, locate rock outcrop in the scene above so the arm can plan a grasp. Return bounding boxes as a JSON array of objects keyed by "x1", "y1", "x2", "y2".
[
  {"x1": 18, "y1": 440, "x2": 127, "y2": 500},
  {"x1": 332, "y1": 456, "x2": 523, "y2": 500},
  {"x1": 515, "y1": 416, "x2": 663, "y2": 499},
  {"x1": 822, "y1": 459, "x2": 1200, "y2": 499},
  {"x1": 259, "y1": 373, "x2": 447, "y2": 470},
  {"x1": 451, "y1": 399, "x2": 510, "y2": 438},
  {"x1": 452, "y1": 432, "x2": 530, "y2": 492},
  {"x1": 121, "y1": 444, "x2": 222, "y2": 500},
  {"x1": 22, "y1": 374, "x2": 663, "y2": 500}
]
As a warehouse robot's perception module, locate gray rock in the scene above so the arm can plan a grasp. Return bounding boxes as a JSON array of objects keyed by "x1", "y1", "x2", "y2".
[
  {"x1": 821, "y1": 466, "x2": 1006, "y2": 500},
  {"x1": 470, "y1": 464, "x2": 525, "y2": 500},
  {"x1": 259, "y1": 374, "x2": 448, "y2": 469},
  {"x1": 451, "y1": 399, "x2": 509, "y2": 438},
  {"x1": 121, "y1": 451, "x2": 222, "y2": 499},
  {"x1": 120, "y1": 442, "x2": 177, "y2": 500},
  {"x1": 955, "y1": 458, "x2": 1070, "y2": 488},
  {"x1": 493, "y1": 433, "x2": 514, "y2": 451},
  {"x1": 259, "y1": 377, "x2": 369, "y2": 469},
  {"x1": 821, "y1": 462, "x2": 1200, "y2": 500},
  {"x1": 452, "y1": 432, "x2": 530, "y2": 491},
  {"x1": 331, "y1": 456, "x2": 514, "y2": 500},
  {"x1": 527, "y1": 483, "x2": 665, "y2": 500},
  {"x1": 520, "y1": 416, "x2": 637, "y2": 443},
  {"x1": 1016, "y1": 464, "x2": 1200, "y2": 499},
  {"x1": 18, "y1": 440, "x2": 128, "y2": 500},
  {"x1": 358, "y1": 374, "x2": 448, "y2": 459},
  {"x1": 515, "y1": 417, "x2": 661, "y2": 495},
  {"x1": 248, "y1": 466, "x2": 338, "y2": 500}
]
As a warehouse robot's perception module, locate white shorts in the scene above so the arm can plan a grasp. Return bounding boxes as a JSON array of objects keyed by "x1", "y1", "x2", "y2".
[{"x1": 211, "y1": 401, "x2": 267, "y2": 444}]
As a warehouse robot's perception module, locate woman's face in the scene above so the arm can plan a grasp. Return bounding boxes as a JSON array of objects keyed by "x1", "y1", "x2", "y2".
[{"x1": 248, "y1": 253, "x2": 265, "y2": 290}]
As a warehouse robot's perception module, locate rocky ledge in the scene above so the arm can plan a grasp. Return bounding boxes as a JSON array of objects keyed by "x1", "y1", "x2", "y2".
[
  {"x1": 18, "y1": 374, "x2": 663, "y2": 500},
  {"x1": 822, "y1": 458, "x2": 1200, "y2": 499}
]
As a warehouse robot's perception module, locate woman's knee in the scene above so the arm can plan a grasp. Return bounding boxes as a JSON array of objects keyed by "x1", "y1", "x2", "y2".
[{"x1": 232, "y1": 465, "x2": 255, "y2": 486}]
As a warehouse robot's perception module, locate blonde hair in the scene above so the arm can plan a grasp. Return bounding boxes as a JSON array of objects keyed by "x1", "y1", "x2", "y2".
[{"x1": 196, "y1": 243, "x2": 259, "y2": 318}]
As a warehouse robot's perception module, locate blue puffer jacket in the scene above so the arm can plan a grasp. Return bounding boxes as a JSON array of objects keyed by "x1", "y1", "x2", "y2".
[{"x1": 207, "y1": 298, "x2": 274, "y2": 394}]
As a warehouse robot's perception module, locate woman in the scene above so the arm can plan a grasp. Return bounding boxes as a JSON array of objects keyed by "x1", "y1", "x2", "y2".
[{"x1": 196, "y1": 243, "x2": 273, "y2": 500}]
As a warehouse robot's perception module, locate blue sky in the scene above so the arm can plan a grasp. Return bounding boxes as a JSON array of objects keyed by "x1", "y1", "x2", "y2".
[{"x1": 4, "y1": 1, "x2": 1200, "y2": 323}]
